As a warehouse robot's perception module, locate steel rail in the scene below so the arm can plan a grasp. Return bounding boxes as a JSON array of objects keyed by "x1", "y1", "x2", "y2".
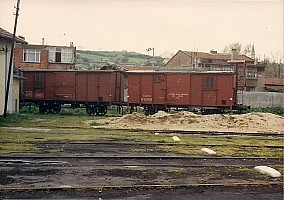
[
  {"x1": 93, "y1": 127, "x2": 283, "y2": 137},
  {"x1": 25, "y1": 141, "x2": 284, "y2": 148},
  {"x1": 0, "y1": 163, "x2": 278, "y2": 167},
  {"x1": 0, "y1": 182, "x2": 282, "y2": 192},
  {"x1": 0, "y1": 141, "x2": 284, "y2": 149},
  {"x1": 0, "y1": 155, "x2": 282, "y2": 160}
]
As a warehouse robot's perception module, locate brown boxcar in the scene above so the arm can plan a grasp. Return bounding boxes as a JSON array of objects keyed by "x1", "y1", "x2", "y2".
[
  {"x1": 22, "y1": 70, "x2": 125, "y2": 115},
  {"x1": 127, "y1": 70, "x2": 239, "y2": 115}
]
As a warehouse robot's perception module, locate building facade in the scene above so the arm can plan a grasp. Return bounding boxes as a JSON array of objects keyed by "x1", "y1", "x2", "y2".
[{"x1": 14, "y1": 43, "x2": 76, "y2": 70}]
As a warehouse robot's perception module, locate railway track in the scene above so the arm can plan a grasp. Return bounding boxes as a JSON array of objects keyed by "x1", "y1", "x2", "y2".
[
  {"x1": 4, "y1": 126, "x2": 283, "y2": 138},
  {"x1": 1, "y1": 183, "x2": 282, "y2": 199},
  {"x1": 97, "y1": 128, "x2": 284, "y2": 137},
  {"x1": 1, "y1": 135, "x2": 283, "y2": 199},
  {"x1": 35, "y1": 141, "x2": 284, "y2": 149},
  {"x1": 0, "y1": 156, "x2": 282, "y2": 168},
  {"x1": 1, "y1": 139, "x2": 283, "y2": 149}
]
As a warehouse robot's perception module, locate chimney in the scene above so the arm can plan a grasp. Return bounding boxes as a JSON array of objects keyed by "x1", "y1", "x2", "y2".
[
  {"x1": 42, "y1": 38, "x2": 45, "y2": 45},
  {"x1": 70, "y1": 42, "x2": 74, "y2": 47},
  {"x1": 210, "y1": 49, "x2": 217, "y2": 54},
  {"x1": 18, "y1": 35, "x2": 25, "y2": 40},
  {"x1": 231, "y1": 48, "x2": 236, "y2": 60}
]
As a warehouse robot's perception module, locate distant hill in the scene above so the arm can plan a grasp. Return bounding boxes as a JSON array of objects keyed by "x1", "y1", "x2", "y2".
[{"x1": 76, "y1": 50, "x2": 164, "y2": 69}]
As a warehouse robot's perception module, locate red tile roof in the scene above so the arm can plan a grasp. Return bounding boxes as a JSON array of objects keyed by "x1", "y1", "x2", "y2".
[
  {"x1": 265, "y1": 78, "x2": 284, "y2": 86},
  {"x1": 183, "y1": 51, "x2": 253, "y2": 62},
  {"x1": 0, "y1": 27, "x2": 27, "y2": 44}
]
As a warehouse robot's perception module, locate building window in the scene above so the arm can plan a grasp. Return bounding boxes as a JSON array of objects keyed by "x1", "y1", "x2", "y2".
[
  {"x1": 23, "y1": 49, "x2": 40, "y2": 62},
  {"x1": 48, "y1": 47, "x2": 74, "y2": 63},
  {"x1": 35, "y1": 73, "x2": 44, "y2": 89},
  {"x1": 204, "y1": 76, "x2": 215, "y2": 90},
  {"x1": 246, "y1": 68, "x2": 257, "y2": 78},
  {"x1": 55, "y1": 47, "x2": 61, "y2": 62}
]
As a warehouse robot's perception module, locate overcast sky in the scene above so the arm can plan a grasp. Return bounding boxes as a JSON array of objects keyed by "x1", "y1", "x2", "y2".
[{"x1": 0, "y1": 0, "x2": 283, "y2": 60}]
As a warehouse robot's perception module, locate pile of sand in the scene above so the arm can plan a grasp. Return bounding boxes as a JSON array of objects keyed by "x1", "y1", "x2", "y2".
[{"x1": 91, "y1": 111, "x2": 284, "y2": 134}]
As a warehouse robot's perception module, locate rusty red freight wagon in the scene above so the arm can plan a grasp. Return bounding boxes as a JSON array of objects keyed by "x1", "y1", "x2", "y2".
[
  {"x1": 127, "y1": 70, "x2": 247, "y2": 115},
  {"x1": 21, "y1": 70, "x2": 125, "y2": 115}
]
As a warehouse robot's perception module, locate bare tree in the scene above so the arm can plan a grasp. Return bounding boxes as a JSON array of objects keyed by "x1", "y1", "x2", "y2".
[
  {"x1": 265, "y1": 52, "x2": 284, "y2": 78},
  {"x1": 223, "y1": 42, "x2": 242, "y2": 54},
  {"x1": 242, "y1": 44, "x2": 253, "y2": 56}
]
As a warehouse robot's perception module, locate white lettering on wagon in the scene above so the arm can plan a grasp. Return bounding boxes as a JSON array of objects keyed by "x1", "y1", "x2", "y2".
[
  {"x1": 141, "y1": 94, "x2": 152, "y2": 102},
  {"x1": 168, "y1": 93, "x2": 189, "y2": 99},
  {"x1": 56, "y1": 93, "x2": 73, "y2": 99}
]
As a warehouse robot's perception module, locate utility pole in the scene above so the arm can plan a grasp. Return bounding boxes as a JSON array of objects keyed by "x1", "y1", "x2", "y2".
[
  {"x1": 279, "y1": 59, "x2": 282, "y2": 78},
  {"x1": 3, "y1": 0, "x2": 20, "y2": 118},
  {"x1": 146, "y1": 47, "x2": 154, "y2": 66}
]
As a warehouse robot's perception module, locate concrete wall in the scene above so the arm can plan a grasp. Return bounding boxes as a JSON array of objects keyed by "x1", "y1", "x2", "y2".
[{"x1": 242, "y1": 92, "x2": 284, "y2": 108}]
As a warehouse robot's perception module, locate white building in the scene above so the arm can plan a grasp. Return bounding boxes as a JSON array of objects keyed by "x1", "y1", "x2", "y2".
[{"x1": 0, "y1": 27, "x2": 27, "y2": 116}]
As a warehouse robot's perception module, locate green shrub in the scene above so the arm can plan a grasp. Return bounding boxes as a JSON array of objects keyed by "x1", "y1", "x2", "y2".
[{"x1": 250, "y1": 107, "x2": 284, "y2": 116}]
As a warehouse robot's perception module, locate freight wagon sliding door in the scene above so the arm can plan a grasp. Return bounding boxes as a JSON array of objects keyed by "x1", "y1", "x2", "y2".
[
  {"x1": 153, "y1": 74, "x2": 166, "y2": 105},
  {"x1": 127, "y1": 74, "x2": 142, "y2": 104},
  {"x1": 190, "y1": 74, "x2": 217, "y2": 106},
  {"x1": 202, "y1": 75, "x2": 217, "y2": 106},
  {"x1": 216, "y1": 74, "x2": 235, "y2": 107},
  {"x1": 85, "y1": 73, "x2": 99, "y2": 102},
  {"x1": 45, "y1": 73, "x2": 55, "y2": 100},
  {"x1": 54, "y1": 73, "x2": 76, "y2": 101},
  {"x1": 166, "y1": 73, "x2": 190, "y2": 106},
  {"x1": 128, "y1": 73, "x2": 154, "y2": 105},
  {"x1": 190, "y1": 75, "x2": 203, "y2": 106},
  {"x1": 75, "y1": 73, "x2": 88, "y2": 101},
  {"x1": 22, "y1": 72, "x2": 35, "y2": 100},
  {"x1": 97, "y1": 73, "x2": 113, "y2": 103}
]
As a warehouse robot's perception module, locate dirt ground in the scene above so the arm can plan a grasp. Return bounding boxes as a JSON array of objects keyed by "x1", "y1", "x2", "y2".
[
  {"x1": 1, "y1": 142, "x2": 283, "y2": 199},
  {"x1": 90, "y1": 111, "x2": 284, "y2": 134}
]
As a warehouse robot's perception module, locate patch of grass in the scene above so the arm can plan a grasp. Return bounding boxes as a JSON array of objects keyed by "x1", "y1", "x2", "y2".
[
  {"x1": 1, "y1": 111, "x2": 283, "y2": 157},
  {"x1": 0, "y1": 143, "x2": 39, "y2": 154},
  {"x1": 158, "y1": 144, "x2": 283, "y2": 158},
  {"x1": 250, "y1": 107, "x2": 284, "y2": 116},
  {"x1": 168, "y1": 168, "x2": 187, "y2": 174},
  {"x1": 89, "y1": 122, "x2": 105, "y2": 126}
]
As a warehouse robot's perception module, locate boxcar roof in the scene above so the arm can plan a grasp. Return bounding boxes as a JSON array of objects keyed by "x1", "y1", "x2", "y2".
[
  {"x1": 126, "y1": 69, "x2": 234, "y2": 74},
  {"x1": 21, "y1": 69, "x2": 122, "y2": 73}
]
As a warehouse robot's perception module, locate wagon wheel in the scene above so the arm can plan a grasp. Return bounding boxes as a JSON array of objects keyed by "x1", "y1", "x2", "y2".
[
  {"x1": 53, "y1": 104, "x2": 61, "y2": 113},
  {"x1": 86, "y1": 105, "x2": 95, "y2": 116},
  {"x1": 144, "y1": 109, "x2": 150, "y2": 116},
  {"x1": 96, "y1": 105, "x2": 107, "y2": 116},
  {"x1": 39, "y1": 104, "x2": 47, "y2": 114}
]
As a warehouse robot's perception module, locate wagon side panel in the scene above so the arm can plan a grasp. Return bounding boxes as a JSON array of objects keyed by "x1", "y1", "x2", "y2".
[
  {"x1": 22, "y1": 71, "x2": 35, "y2": 101},
  {"x1": 166, "y1": 73, "x2": 190, "y2": 106},
  {"x1": 152, "y1": 73, "x2": 166, "y2": 105},
  {"x1": 127, "y1": 73, "x2": 142, "y2": 104},
  {"x1": 189, "y1": 74, "x2": 203, "y2": 106},
  {"x1": 75, "y1": 72, "x2": 88, "y2": 102},
  {"x1": 54, "y1": 72, "x2": 76, "y2": 101},
  {"x1": 97, "y1": 72, "x2": 113, "y2": 103},
  {"x1": 202, "y1": 74, "x2": 218, "y2": 106},
  {"x1": 114, "y1": 71, "x2": 125, "y2": 103},
  {"x1": 140, "y1": 74, "x2": 154, "y2": 105},
  {"x1": 215, "y1": 74, "x2": 235, "y2": 108},
  {"x1": 44, "y1": 72, "x2": 55, "y2": 100}
]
